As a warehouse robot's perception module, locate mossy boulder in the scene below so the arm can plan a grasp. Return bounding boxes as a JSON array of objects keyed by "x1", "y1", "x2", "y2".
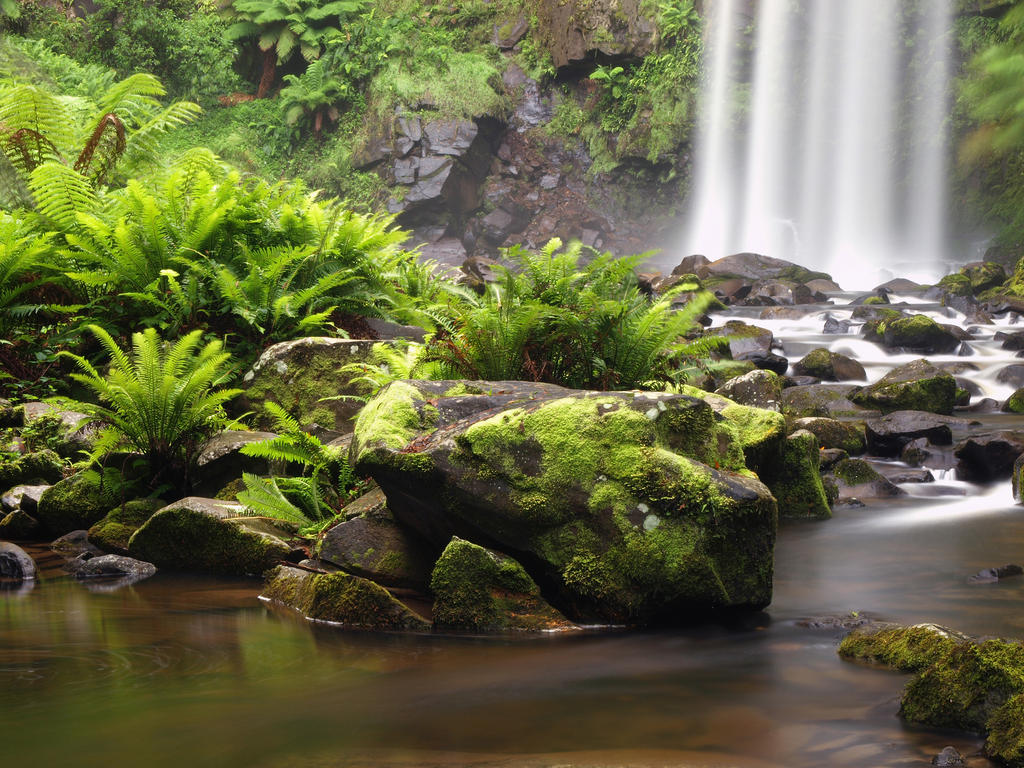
[
  {"x1": 1005, "y1": 388, "x2": 1024, "y2": 414},
  {"x1": 950, "y1": 261, "x2": 1008, "y2": 296},
  {"x1": 870, "y1": 314, "x2": 962, "y2": 354},
  {"x1": 826, "y1": 458, "x2": 904, "y2": 500},
  {"x1": 316, "y1": 488, "x2": 437, "y2": 590},
  {"x1": 782, "y1": 384, "x2": 879, "y2": 419},
  {"x1": 0, "y1": 509, "x2": 42, "y2": 539},
  {"x1": 35, "y1": 469, "x2": 123, "y2": 536},
  {"x1": 352, "y1": 380, "x2": 778, "y2": 625},
  {"x1": 533, "y1": 0, "x2": 657, "y2": 69},
  {"x1": 792, "y1": 417, "x2": 866, "y2": 455},
  {"x1": 792, "y1": 348, "x2": 867, "y2": 381},
  {"x1": 0, "y1": 449, "x2": 64, "y2": 489},
  {"x1": 430, "y1": 537, "x2": 575, "y2": 632},
  {"x1": 769, "y1": 430, "x2": 830, "y2": 519},
  {"x1": 88, "y1": 498, "x2": 165, "y2": 555},
  {"x1": 18, "y1": 401, "x2": 95, "y2": 457},
  {"x1": 714, "y1": 369, "x2": 782, "y2": 411},
  {"x1": 842, "y1": 624, "x2": 1024, "y2": 766},
  {"x1": 128, "y1": 497, "x2": 293, "y2": 576},
  {"x1": 236, "y1": 337, "x2": 383, "y2": 436},
  {"x1": 261, "y1": 564, "x2": 430, "y2": 630},
  {"x1": 851, "y1": 359, "x2": 957, "y2": 415}
]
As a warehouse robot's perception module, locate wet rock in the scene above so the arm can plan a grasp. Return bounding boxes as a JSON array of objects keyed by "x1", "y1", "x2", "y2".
[
  {"x1": 885, "y1": 468, "x2": 934, "y2": 483},
  {"x1": 714, "y1": 369, "x2": 782, "y2": 411},
  {"x1": 822, "y1": 315, "x2": 853, "y2": 335},
  {"x1": 52, "y1": 529, "x2": 103, "y2": 557},
  {"x1": 864, "y1": 411, "x2": 965, "y2": 456},
  {"x1": 825, "y1": 459, "x2": 905, "y2": 500},
  {"x1": 956, "y1": 431, "x2": 1024, "y2": 482},
  {"x1": 931, "y1": 746, "x2": 965, "y2": 767},
  {"x1": 350, "y1": 380, "x2": 779, "y2": 624},
  {"x1": 759, "y1": 306, "x2": 812, "y2": 320},
  {"x1": 1012, "y1": 452, "x2": 1024, "y2": 503},
  {"x1": 851, "y1": 359, "x2": 958, "y2": 415},
  {"x1": 128, "y1": 497, "x2": 293, "y2": 576},
  {"x1": 773, "y1": 430, "x2": 831, "y2": 519},
  {"x1": 237, "y1": 338, "x2": 384, "y2": 437},
  {"x1": 702, "y1": 253, "x2": 830, "y2": 284},
  {"x1": 74, "y1": 554, "x2": 157, "y2": 581},
  {"x1": 792, "y1": 348, "x2": 866, "y2": 381},
  {"x1": 797, "y1": 611, "x2": 876, "y2": 630},
  {"x1": 967, "y1": 564, "x2": 1023, "y2": 584},
  {"x1": 534, "y1": 0, "x2": 658, "y2": 69},
  {"x1": 88, "y1": 498, "x2": 165, "y2": 555},
  {"x1": 262, "y1": 564, "x2": 431, "y2": 631},
  {"x1": 996, "y1": 364, "x2": 1024, "y2": 390},
  {"x1": 792, "y1": 417, "x2": 865, "y2": 455},
  {"x1": 961, "y1": 397, "x2": 1001, "y2": 414},
  {"x1": 0, "y1": 541, "x2": 36, "y2": 579},
  {"x1": 782, "y1": 384, "x2": 879, "y2": 419},
  {"x1": 431, "y1": 537, "x2": 575, "y2": 631},
  {"x1": 36, "y1": 470, "x2": 122, "y2": 536},
  {"x1": 818, "y1": 448, "x2": 849, "y2": 471},
  {"x1": 873, "y1": 314, "x2": 962, "y2": 354},
  {"x1": 0, "y1": 510, "x2": 42, "y2": 539},
  {"x1": 704, "y1": 321, "x2": 774, "y2": 361},
  {"x1": 747, "y1": 352, "x2": 789, "y2": 376},
  {"x1": 316, "y1": 488, "x2": 436, "y2": 590},
  {"x1": 876, "y1": 278, "x2": 927, "y2": 293},
  {"x1": 997, "y1": 331, "x2": 1024, "y2": 351}
]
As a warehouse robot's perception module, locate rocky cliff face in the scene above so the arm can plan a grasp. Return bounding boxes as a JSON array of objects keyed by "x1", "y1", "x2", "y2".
[{"x1": 349, "y1": 0, "x2": 694, "y2": 275}]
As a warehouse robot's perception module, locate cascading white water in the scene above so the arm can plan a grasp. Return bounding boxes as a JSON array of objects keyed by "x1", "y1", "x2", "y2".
[{"x1": 683, "y1": 0, "x2": 954, "y2": 289}]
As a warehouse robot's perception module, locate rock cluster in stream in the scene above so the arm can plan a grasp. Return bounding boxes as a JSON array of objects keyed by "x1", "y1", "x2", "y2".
[{"x1": 8, "y1": 253, "x2": 1024, "y2": 637}]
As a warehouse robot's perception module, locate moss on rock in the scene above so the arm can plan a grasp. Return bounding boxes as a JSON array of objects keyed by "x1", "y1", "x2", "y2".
[
  {"x1": 88, "y1": 498, "x2": 165, "y2": 555},
  {"x1": 851, "y1": 359, "x2": 957, "y2": 415},
  {"x1": 771, "y1": 430, "x2": 831, "y2": 519},
  {"x1": 35, "y1": 469, "x2": 123, "y2": 536},
  {"x1": 0, "y1": 509, "x2": 42, "y2": 539},
  {"x1": 430, "y1": 537, "x2": 573, "y2": 631},
  {"x1": 128, "y1": 497, "x2": 292, "y2": 576},
  {"x1": 262, "y1": 564, "x2": 431, "y2": 630},
  {"x1": 987, "y1": 694, "x2": 1024, "y2": 766},
  {"x1": 0, "y1": 449, "x2": 64, "y2": 490},
  {"x1": 792, "y1": 417, "x2": 866, "y2": 455},
  {"x1": 839, "y1": 624, "x2": 960, "y2": 672}
]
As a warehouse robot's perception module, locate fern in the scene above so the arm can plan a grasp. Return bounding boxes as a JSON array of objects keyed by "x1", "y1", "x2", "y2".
[{"x1": 237, "y1": 472, "x2": 314, "y2": 528}]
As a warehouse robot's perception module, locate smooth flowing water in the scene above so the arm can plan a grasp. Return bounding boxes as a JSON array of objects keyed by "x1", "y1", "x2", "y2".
[
  {"x1": 4, "y1": 299, "x2": 1024, "y2": 768},
  {"x1": 683, "y1": 0, "x2": 954, "y2": 288}
]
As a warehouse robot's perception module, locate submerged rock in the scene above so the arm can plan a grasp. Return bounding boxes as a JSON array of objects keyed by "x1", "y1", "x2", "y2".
[
  {"x1": 128, "y1": 497, "x2": 293, "y2": 576},
  {"x1": 262, "y1": 564, "x2": 430, "y2": 631},
  {"x1": 431, "y1": 538, "x2": 574, "y2": 631},
  {"x1": 351, "y1": 379, "x2": 779, "y2": 625}
]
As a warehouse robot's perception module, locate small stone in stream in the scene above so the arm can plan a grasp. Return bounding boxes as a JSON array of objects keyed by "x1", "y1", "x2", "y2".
[
  {"x1": 901, "y1": 438, "x2": 932, "y2": 467},
  {"x1": 823, "y1": 316, "x2": 852, "y2": 334},
  {"x1": 796, "y1": 612, "x2": 876, "y2": 630},
  {"x1": 968, "y1": 565, "x2": 1024, "y2": 584},
  {"x1": 931, "y1": 746, "x2": 965, "y2": 767},
  {"x1": 73, "y1": 554, "x2": 157, "y2": 581},
  {"x1": 0, "y1": 541, "x2": 36, "y2": 579},
  {"x1": 886, "y1": 469, "x2": 934, "y2": 484}
]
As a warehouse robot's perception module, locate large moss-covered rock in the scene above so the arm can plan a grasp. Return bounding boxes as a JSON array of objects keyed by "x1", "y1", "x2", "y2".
[
  {"x1": 430, "y1": 537, "x2": 575, "y2": 631},
  {"x1": 826, "y1": 459, "x2": 905, "y2": 500},
  {"x1": 714, "y1": 369, "x2": 782, "y2": 411},
  {"x1": 792, "y1": 348, "x2": 866, "y2": 381},
  {"x1": 769, "y1": 430, "x2": 831, "y2": 519},
  {"x1": 316, "y1": 488, "x2": 436, "y2": 590},
  {"x1": 792, "y1": 417, "x2": 866, "y2": 455},
  {"x1": 841, "y1": 624, "x2": 1024, "y2": 767},
  {"x1": 352, "y1": 380, "x2": 778, "y2": 625},
  {"x1": 237, "y1": 337, "x2": 382, "y2": 436},
  {"x1": 35, "y1": 470, "x2": 122, "y2": 536},
  {"x1": 851, "y1": 359, "x2": 957, "y2": 415},
  {"x1": 128, "y1": 497, "x2": 292, "y2": 576},
  {"x1": 88, "y1": 498, "x2": 165, "y2": 555},
  {"x1": 869, "y1": 314, "x2": 962, "y2": 354},
  {"x1": 0, "y1": 449, "x2": 64, "y2": 490},
  {"x1": 0, "y1": 509, "x2": 42, "y2": 539},
  {"x1": 782, "y1": 384, "x2": 879, "y2": 419},
  {"x1": 261, "y1": 564, "x2": 431, "y2": 630}
]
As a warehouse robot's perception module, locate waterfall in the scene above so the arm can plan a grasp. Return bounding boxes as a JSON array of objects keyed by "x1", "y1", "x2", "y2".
[{"x1": 682, "y1": 0, "x2": 954, "y2": 289}]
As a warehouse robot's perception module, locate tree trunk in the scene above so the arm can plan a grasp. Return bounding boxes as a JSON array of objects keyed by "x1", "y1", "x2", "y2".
[
  {"x1": 257, "y1": 48, "x2": 276, "y2": 98},
  {"x1": 314, "y1": 109, "x2": 323, "y2": 140}
]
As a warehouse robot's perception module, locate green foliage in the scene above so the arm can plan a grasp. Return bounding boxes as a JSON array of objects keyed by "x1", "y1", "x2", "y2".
[
  {"x1": 963, "y1": 6, "x2": 1024, "y2": 158},
  {"x1": 60, "y1": 325, "x2": 241, "y2": 492},
  {"x1": 424, "y1": 238, "x2": 717, "y2": 390},
  {"x1": 590, "y1": 65, "x2": 629, "y2": 100},
  {"x1": 0, "y1": 213, "x2": 56, "y2": 336},
  {"x1": 656, "y1": 0, "x2": 698, "y2": 42},
  {"x1": 238, "y1": 401, "x2": 357, "y2": 530},
  {"x1": 279, "y1": 59, "x2": 344, "y2": 137}
]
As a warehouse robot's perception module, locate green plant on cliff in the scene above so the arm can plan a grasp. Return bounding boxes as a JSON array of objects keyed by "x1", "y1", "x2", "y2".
[{"x1": 60, "y1": 325, "x2": 241, "y2": 493}]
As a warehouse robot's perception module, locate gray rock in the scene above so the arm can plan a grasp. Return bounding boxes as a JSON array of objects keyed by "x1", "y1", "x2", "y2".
[
  {"x1": 74, "y1": 554, "x2": 157, "y2": 580},
  {"x1": 967, "y1": 564, "x2": 1023, "y2": 584},
  {"x1": 492, "y1": 17, "x2": 528, "y2": 48},
  {"x1": 865, "y1": 411, "x2": 966, "y2": 456},
  {"x1": 715, "y1": 369, "x2": 782, "y2": 411},
  {"x1": 996, "y1": 364, "x2": 1024, "y2": 389},
  {"x1": 194, "y1": 430, "x2": 276, "y2": 495},
  {"x1": 955, "y1": 431, "x2": 1024, "y2": 482},
  {"x1": 931, "y1": 746, "x2": 965, "y2": 767},
  {"x1": 423, "y1": 119, "x2": 478, "y2": 156},
  {"x1": 52, "y1": 529, "x2": 103, "y2": 557},
  {"x1": 0, "y1": 541, "x2": 36, "y2": 579}
]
